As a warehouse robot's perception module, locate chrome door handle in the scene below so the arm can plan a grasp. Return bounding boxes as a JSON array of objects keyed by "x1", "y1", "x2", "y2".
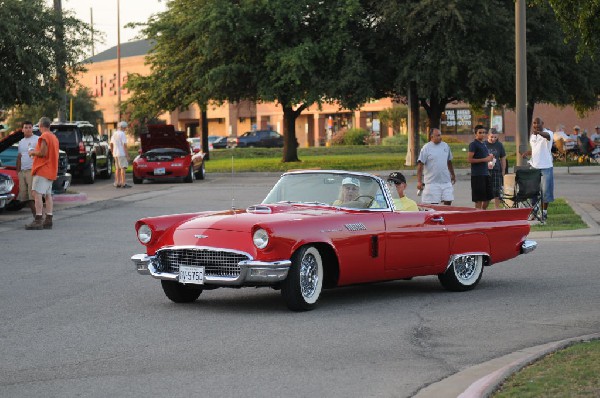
[{"x1": 431, "y1": 216, "x2": 445, "y2": 223}]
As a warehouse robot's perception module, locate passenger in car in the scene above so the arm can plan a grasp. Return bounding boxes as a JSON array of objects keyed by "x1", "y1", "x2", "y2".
[
  {"x1": 332, "y1": 177, "x2": 361, "y2": 206},
  {"x1": 387, "y1": 172, "x2": 418, "y2": 211}
]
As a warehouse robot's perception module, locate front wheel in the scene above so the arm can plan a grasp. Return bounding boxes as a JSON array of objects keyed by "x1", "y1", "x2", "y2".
[
  {"x1": 438, "y1": 254, "x2": 484, "y2": 292},
  {"x1": 161, "y1": 280, "x2": 203, "y2": 303},
  {"x1": 194, "y1": 161, "x2": 206, "y2": 180},
  {"x1": 281, "y1": 246, "x2": 323, "y2": 311}
]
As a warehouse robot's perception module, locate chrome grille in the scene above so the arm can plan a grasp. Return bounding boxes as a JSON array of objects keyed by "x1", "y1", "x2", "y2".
[{"x1": 155, "y1": 248, "x2": 248, "y2": 277}]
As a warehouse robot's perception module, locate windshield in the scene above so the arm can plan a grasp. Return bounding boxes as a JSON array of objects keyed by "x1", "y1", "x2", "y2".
[{"x1": 262, "y1": 172, "x2": 390, "y2": 210}]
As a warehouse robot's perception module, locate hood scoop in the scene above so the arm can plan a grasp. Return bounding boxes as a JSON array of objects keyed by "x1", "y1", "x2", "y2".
[{"x1": 246, "y1": 205, "x2": 273, "y2": 214}]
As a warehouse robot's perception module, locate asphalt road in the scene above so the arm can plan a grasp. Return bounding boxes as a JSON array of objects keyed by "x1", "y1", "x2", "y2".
[{"x1": 0, "y1": 173, "x2": 599, "y2": 397}]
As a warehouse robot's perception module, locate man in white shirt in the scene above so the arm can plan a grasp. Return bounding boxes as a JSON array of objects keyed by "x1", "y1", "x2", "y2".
[
  {"x1": 522, "y1": 117, "x2": 554, "y2": 220},
  {"x1": 16, "y1": 121, "x2": 39, "y2": 217},
  {"x1": 416, "y1": 128, "x2": 456, "y2": 205},
  {"x1": 590, "y1": 126, "x2": 600, "y2": 145},
  {"x1": 110, "y1": 121, "x2": 130, "y2": 188}
]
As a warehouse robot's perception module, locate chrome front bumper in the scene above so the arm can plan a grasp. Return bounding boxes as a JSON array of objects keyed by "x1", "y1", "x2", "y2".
[
  {"x1": 521, "y1": 240, "x2": 537, "y2": 254},
  {"x1": 131, "y1": 253, "x2": 291, "y2": 285},
  {"x1": 0, "y1": 193, "x2": 15, "y2": 209}
]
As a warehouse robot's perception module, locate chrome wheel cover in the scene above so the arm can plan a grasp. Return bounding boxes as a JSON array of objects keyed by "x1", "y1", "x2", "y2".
[
  {"x1": 300, "y1": 252, "x2": 319, "y2": 299},
  {"x1": 453, "y1": 255, "x2": 482, "y2": 285}
]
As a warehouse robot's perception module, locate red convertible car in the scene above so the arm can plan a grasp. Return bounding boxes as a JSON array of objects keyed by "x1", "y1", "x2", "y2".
[
  {"x1": 132, "y1": 125, "x2": 205, "y2": 184},
  {"x1": 132, "y1": 170, "x2": 537, "y2": 311}
]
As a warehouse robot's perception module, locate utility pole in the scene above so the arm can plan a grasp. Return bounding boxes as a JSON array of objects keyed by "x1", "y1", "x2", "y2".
[
  {"x1": 54, "y1": 0, "x2": 67, "y2": 122},
  {"x1": 515, "y1": 0, "x2": 528, "y2": 166},
  {"x1": 405, "y1": 81, "x2": 420, "y2": 167}
]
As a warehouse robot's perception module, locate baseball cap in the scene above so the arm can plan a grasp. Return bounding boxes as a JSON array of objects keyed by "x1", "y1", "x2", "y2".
[
  {"x1": 595, "y1": 125, "x2": 600, "y2": 129},
  {"x1": 573, "y1": 125, "x2": 581, "y2": 130},
  {"x1": 118, "y1": 121, "x2": 128, "y2": 129},
  {"x1": 341, "y1": 177, "x2": 360, "y2": 187},
  {"x1": 387, "y1": 172, "x2": 407, "y2": 185}
]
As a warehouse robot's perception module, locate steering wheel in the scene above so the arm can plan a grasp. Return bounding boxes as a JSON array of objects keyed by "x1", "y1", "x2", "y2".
[{"x1": 355, "y1": 195, "x2": 375, "y2": 208}]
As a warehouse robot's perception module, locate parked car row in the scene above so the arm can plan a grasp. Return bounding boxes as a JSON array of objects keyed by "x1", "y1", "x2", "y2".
[{"x1": 187, "y1": 130, "x2": 284, "y2": 151}]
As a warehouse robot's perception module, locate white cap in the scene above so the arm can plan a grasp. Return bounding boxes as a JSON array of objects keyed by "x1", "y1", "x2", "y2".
[
  {"x1": 118, "y1": 121, "x2": 128, "y2": 129},
  {"x1": 342, "y1": 177, "x2": 360, "y2": 187}
]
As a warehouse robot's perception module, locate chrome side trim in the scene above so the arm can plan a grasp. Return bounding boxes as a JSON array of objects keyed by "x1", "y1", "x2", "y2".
[{"x1": 521, "y1": 240, "x2": 537, "y2": 254}]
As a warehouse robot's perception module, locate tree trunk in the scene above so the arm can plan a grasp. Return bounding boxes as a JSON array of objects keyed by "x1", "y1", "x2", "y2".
[
  {"x1": 200, "y1": 106, "x2": 209, "y2": 160},
  {"x1": 405, "y1": 81, "x2": 419, "y2": 166},
  {"x1": 420, "y1": 91, "x2": 448, "y2": 130},
  {"x1": 281, "y1": 103, "x2": 306, "y2": 163}
]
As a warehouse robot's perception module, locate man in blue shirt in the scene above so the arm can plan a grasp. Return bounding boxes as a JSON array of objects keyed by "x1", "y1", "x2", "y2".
[{"x1": 468, "y1": 125, "x2": 494, "y2": 209}]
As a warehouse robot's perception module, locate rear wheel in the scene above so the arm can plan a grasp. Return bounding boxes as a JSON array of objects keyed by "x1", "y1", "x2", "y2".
[
  {"x1": 161, "y1": 280, "x2": 203, "y2": 303},
  {"x1": 438, "y1": 254, "x2": 484, "y2": 291},
  {"x1": 132, "y1": 174, "x2": 143, "y2": 184},
  {"x1": 183, "y1": 165, "x2": 195, "y2": 183},
  {"x1": 281, "y1": 246, "x2": 323, "y2": 311},
  {"x1": 84, "y1": 161, "x2": 96, "y2": 184},
  {"x1": 100, "y1": 155, "x2": 113, "y2": 179}
]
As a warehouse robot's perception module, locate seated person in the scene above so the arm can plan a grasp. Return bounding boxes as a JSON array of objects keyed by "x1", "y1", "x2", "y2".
[
  {"x1": 387, "y1": 171, "x2": 418, "y2": 211},
  {"x1": 578, "y1": 131, "x2": 592, "y2": 156},
  {"x1": 333, "y1": 177, "x2": 364, "y2": 207}
]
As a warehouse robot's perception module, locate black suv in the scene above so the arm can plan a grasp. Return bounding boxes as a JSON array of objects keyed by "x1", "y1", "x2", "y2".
[
  {"x1": 235, "y1": 130, "x2": 284, "y2": 148},
  {"x1": 51, "y1": 122, "x2": 112, "y2": 184}
]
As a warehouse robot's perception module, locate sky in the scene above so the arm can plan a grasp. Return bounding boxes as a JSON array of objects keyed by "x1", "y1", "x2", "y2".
[{"x1": 47, "y1": 0, "x2": 168, "y2": 55}]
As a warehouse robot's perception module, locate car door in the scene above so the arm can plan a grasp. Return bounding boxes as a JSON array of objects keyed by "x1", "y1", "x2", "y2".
[{"x1": 382, "y1": 210, "x2": 450, "y2": 273}]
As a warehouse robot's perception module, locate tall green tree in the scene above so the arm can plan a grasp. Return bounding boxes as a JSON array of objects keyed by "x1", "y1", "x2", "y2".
[
  {"x1": 534, "y1": 0, "x2": 600, "y2": 57},
  {"x1": 0, "y1": 0, "x2": 91, "y2": 109},
  {"x1": 375, "y1": 0, "x2": 514, "y2": 129},
  {"x1": 126, "y1": 0, "x2": 378, "y2": 162}
]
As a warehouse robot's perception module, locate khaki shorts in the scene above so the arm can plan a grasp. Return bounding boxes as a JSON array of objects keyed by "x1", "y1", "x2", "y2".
[
  {"x1": 18, "y1": 169, "x2": 34, "y2": 201},
  {"x1": 114, "y1": 156, "x2": 129, "y2": 169},
  {"x1": 32, "y1": 175, "x2": 53, "y2": 196},
  {"x1": 422, "y1": 182, "x2": 454, "y2": 204}
]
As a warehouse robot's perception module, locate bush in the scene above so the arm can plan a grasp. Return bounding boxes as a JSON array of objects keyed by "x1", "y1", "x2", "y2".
[
  {"x1": 382, "y1": 135, "x2": 407, "y2": 146},
  {"x1": 342, "y1": 128, "x2": 370, "y2": 145}
]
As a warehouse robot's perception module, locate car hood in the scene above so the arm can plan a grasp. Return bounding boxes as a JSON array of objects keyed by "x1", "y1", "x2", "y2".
[
  {"x1": 141, "y1": 125, "x2": 189, "y2": 153},
  {"x1": 0, "y1": 130, "x2": 24, "y2": 153},
  {"x1": 176, "y1": 203, "x2": 341, "y2": 232}
]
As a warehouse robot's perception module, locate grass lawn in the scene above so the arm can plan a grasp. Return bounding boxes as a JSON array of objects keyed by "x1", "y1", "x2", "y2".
[
  {"x1": 493, "y1": 339, "x2": 600, "y2": 397},
  {"x1": 530, "y1": 198, "x2": 587, "y2": 232}
]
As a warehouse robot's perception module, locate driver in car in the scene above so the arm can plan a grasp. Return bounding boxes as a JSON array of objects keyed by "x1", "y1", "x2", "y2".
[{"x1": 333, "y1": 177, "x2": 361, "y2": 206}]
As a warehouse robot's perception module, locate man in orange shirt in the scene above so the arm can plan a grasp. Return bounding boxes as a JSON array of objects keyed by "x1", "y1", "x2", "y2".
[{"x1": 26, "y1": 117, "x2": 59, "y2": 230}]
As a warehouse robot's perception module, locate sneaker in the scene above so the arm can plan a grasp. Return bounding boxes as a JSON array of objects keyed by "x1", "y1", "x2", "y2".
[
  {"x1": 542, "y1": 210, "x2": 548, "y2": 221},
  {"x1": 122, "y1": 184, "x2": 132, "y2": 189}
]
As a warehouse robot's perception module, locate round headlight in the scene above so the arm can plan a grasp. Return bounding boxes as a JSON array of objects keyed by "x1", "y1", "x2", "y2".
[
  {"x1": 0, "y1": 178, "x2": 13, "y2": 194},
  {"x1": 138, "y1": 224, "x2": 152, "y2": 244},
  {"x1": 253, "y1": 228, "x2": 269, "y2": 249}
]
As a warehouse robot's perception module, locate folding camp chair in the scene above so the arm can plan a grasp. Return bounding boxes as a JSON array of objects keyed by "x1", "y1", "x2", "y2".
[{"x1": 501, "y1": 167, "x2": 544, "y2": 223}]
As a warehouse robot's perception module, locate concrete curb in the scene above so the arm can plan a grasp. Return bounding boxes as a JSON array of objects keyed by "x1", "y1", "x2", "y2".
[
  {"x1": 52, "y1": 192, "x2": 88, "y2": 202},
  {"x1": 414, "y1": 333, "x2": 600, "y2": 398}
]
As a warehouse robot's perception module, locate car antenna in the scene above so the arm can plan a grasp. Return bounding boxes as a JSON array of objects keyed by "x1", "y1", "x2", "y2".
[{"x1": 230, "y1": 155, "x2": 236, "y2": 211}]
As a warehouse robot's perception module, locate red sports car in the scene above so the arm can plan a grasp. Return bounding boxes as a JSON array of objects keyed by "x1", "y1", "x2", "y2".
[
  {"x1": 132, "y1": 125, "x2": 205, "y2": 184},
  {"x1": 132, "y1": 170, "x2": 537, "y2": 311}
]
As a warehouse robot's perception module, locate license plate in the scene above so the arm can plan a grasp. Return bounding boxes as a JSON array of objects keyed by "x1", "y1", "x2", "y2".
[
  {"x1": 178, "y1": 265, "x2": 205, "y2": 285},
  {"x1": 154, "y1": 167, "x2": 165, "y2": 175}
]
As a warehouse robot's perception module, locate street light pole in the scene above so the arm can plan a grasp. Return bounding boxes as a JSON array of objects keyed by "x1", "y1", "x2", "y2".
[
  {"x1": 515, "y1": 0, "x2": 528, "y2": 166},
  {"x1": 117, "y1": 0, "x2": 122, "y2": 122}
]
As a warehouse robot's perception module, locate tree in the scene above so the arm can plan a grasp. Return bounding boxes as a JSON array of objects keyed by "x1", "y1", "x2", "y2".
[
  {"x1": 126, "y1": 0, "x2": 378, "y2": 162},
  {"x1": 0, "y1": 0, "x2": 91, "y2": 109},
  {"x1": 375, "y1": 0, "x2": 514, "y2": 129},
  {"x1": 534, "y1": 0, "x2": 600, "y2": 57},
  {"x1": 7, "y1": 87, "x2": 103, "y2": 129}
]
